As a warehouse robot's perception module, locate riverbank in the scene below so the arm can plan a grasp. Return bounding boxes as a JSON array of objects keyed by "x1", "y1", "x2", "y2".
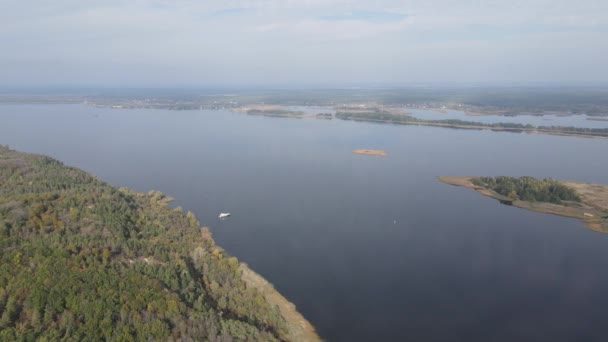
[
  {"x1": 439, "y1": 176, "x2": 608, "y2": 232},
  {"x1": 239, "y1": 264, "x2": 320, "y2": 342},
  {"x1": 200, "y1": 226, "x2": 320, "y2": 341},
  {"x1": 337, "y1": 114, "x2": 608, "y2": 139}
]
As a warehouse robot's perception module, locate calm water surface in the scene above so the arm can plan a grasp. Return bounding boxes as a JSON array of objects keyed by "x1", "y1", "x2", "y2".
[{"x1": 1, "y1": 104, "x2": 608, "y2": 341}]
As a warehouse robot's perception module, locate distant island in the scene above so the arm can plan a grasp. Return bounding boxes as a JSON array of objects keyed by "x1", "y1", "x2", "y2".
[
  {"x1": 246, "y1": 108, "x2": 306, "y2": 118},
  {"x1": 238, "y1": 106, "x2": 608, "y2": 139},
  {"x1": 237, "y1": 105, "x2": 608, "y2": 140},
  {"x1": 439, "y1": 176, "x2": 608, "y2": 232},
  {"x1": 353, "y1": 149, "x2": 387, "y2": 156},
  {"x1": 0, "y1": 146, "x2": 319, "y2": 341},
  {"x1": 337, "y1": 110, "x2": 608, "y2": 139}
]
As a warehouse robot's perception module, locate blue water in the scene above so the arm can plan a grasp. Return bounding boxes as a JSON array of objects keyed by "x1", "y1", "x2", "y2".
[{"x1": 1, "y1": 104, "x2": 608, "y2": 341}]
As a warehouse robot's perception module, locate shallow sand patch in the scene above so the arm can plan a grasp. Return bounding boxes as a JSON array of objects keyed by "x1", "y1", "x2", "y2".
[{"x1": 353, "y1": 149, "x2": 387, "y2": 156}]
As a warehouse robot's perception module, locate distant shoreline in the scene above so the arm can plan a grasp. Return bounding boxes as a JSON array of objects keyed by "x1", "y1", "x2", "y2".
[
  {"x1": 337, "y1": 115, "x2": 608, "y2": 140},
  {"x1": 238, "y1": 105, "x2": 608, "y2": 140},
  {"x1": 3, "y1": 99, "x2": 607, "y2": 139}
]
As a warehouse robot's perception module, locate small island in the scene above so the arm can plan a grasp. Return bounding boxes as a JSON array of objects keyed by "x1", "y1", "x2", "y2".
[
  {"x1": 439, "y1": 176, "x2": 608, "y2": 232},
  {"x1": 353, "y1": 149, "x2": 387, "y2": 156}
]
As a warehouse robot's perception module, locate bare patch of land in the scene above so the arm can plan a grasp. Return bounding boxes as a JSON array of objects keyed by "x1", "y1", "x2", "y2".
[
  {"x1": 439, "y1": 176, "x2": 608, "y2": 233},
  {"x1": 353, "y1": 149, "x2": 387, "y2": 156}
]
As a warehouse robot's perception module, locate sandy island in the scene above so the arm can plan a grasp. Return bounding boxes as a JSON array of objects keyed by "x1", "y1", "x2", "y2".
[
  {"x1": 353, "y1": 149, "x2": 387, "y2": 156},
  {"x1": 439, "y1": 176, "x2": 608, "y2": 233}
]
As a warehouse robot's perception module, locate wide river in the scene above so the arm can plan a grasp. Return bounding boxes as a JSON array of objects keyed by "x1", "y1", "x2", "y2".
[{"x1": 2, "y1": 104, "x2": 608, "y2": 341}]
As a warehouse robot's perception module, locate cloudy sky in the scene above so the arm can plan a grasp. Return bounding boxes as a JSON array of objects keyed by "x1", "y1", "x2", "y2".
[{"x1": 1, "y1": 0, "x2": 607, "y2": 87}]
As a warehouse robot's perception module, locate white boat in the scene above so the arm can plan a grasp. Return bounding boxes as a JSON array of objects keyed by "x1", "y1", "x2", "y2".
[{"x1": 218, "y1": 212, "x2": 231, "y2": 219}]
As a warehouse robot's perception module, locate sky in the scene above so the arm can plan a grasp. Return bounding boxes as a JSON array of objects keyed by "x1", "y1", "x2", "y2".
[{"x1": 1, "y1": 0, "x2": 607, "y2": 87}]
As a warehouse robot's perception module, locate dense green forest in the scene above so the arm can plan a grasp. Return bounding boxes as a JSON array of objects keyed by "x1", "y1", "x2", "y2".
[
  {"x1": 472, "y1": 176, "x2": 581, "y2": 204},
  {"x1": 0, "y1": 146, "x2": 292, "y2": 341},
  {"x1": 335, "y1": 111, "x2": 608, "y2": 137}
]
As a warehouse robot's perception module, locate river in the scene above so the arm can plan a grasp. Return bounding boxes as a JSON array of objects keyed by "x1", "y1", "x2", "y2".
[{"x1": 1, "y1": 103, "x2": 608, "y2": 341}]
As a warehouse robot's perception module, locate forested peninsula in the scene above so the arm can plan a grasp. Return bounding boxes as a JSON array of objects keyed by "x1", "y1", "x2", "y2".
[
  {"x1": 0, "y1": 146, "x2": 318, "y2": 341},
  {"x1": 439, "y1": 176, "x2": 608, "y2": 232}
]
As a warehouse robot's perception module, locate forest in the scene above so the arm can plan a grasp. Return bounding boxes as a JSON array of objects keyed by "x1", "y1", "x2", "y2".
[
  {"x1": 0, "y1": 146, "x2": 292, "y2": 341},
  {"x1": 472, "y1": 176, "x2": 581, "y2": 204}
]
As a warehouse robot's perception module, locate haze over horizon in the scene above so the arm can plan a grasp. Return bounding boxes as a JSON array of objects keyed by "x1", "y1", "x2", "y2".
[{"x1": 1, "y1": 0, "x2": 607, "y2": 87}]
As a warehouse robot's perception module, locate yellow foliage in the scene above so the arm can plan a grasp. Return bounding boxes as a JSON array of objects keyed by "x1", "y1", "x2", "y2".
[
  {"x1": 167, "y1": 299, "x2": 179, "y2": 314},
  {"x1": 102, "y1": 248, "x2": 111, "y2": 262},
  {"x1": 228, "y1": 257, "x2": 239, "y2": 269}
]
